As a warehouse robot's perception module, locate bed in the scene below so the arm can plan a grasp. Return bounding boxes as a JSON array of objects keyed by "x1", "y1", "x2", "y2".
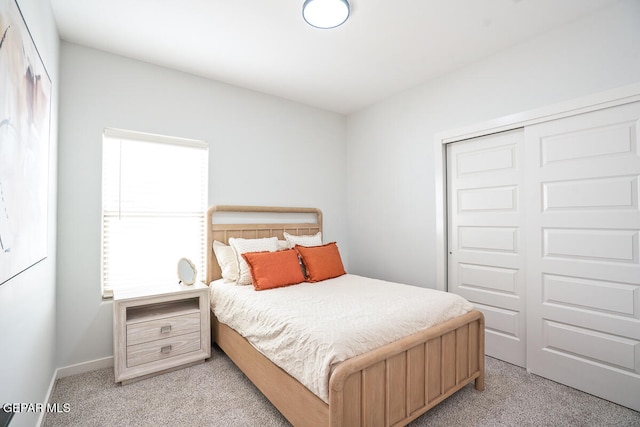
[{"x1": 205, "y1": 205, "x2": 484, "y2": 427}]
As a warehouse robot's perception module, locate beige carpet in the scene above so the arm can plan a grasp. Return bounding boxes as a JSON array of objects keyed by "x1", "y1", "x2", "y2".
[{"x1": 43, "y1": 346, "x2": 640, "y2": 426}]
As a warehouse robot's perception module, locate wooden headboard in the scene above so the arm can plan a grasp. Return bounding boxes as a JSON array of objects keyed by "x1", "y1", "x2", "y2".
[{"x1": 206, "y1": 205, "x2": 323, "y2": 284}]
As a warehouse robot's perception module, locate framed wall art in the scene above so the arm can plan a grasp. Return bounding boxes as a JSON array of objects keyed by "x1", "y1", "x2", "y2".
[{"x1": 0, "y1": 0, "x2": 52, "y2": 285}]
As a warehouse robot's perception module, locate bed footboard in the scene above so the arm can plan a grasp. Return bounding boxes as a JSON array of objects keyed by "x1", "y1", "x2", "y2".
[
  {"x1": 213, "y1": 309, "x2": 484, "y2": 427},
  {"x1": 328, "y1": 310, "x2": 485, "y2": 427}
]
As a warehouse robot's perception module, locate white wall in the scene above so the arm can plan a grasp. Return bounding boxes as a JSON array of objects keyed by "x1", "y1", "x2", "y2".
[
  {"x1": 56, "y1": 43, "x2": 347, "y2": 367},
  {"x1": 0, "y1": 0, "x2": 59, "y2": 426},
  {"x1": 346, "y1": 0, "x2": 640, "y2": 288}
]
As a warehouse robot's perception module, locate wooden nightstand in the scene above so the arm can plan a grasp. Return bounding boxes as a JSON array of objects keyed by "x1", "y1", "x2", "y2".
[{"x1": 113, "y1": 282, "x2": 211, "y2": 384}]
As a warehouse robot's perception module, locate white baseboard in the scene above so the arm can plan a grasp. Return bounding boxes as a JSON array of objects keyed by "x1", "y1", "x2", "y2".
[
  {"x1": 56, "y1": 356, "x2": 114, "y2": 379},
  {"x1": 38, "y1": 356, "x2": 114, "y2": 426},
  {"x1": 37, "y1": 368, "x2": 58, "y2": 427}
]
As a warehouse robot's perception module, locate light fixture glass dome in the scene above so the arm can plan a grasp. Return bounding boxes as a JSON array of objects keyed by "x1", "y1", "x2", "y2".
[{"x1": 302, "y1": 0, "x2": 350, "y2": 29}]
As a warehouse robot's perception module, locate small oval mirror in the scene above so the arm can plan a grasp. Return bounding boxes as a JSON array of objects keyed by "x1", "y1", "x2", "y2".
[{"x1": 177, "y1": 258, "x2": 197, "y2": 285}]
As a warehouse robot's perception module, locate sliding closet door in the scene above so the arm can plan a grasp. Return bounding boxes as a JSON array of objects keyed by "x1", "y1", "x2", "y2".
[
  {"x1": 447, "y1": 129, "x2": 527, "y2": 367},
  {"x1": 525, "y1": 102, "x2": 640, "y2": 412}
]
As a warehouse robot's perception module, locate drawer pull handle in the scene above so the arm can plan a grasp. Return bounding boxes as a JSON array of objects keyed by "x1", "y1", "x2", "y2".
[
  {"x1": 161, "y1": 345, "x2": 172, "y2": 354},
  {"x1": 160, "y1": 325, "x2": 171, "y2": 334}
]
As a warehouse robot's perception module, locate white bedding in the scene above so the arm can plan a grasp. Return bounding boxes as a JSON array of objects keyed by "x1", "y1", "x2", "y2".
[{"x1": 210, "y1": 274, "x2": 474, "y2": 403}]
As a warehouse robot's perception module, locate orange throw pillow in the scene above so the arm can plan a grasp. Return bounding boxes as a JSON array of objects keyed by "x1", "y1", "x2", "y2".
[
  {"x1": 295, "y1": 242, "x2": 346, "y2": 282},
  {"x1": 241, "y1": 249, "x2": 305, "y2": 291}
]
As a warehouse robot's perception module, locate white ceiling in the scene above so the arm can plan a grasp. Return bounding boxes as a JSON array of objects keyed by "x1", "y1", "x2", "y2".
[{"x1": 50, "y1": 0, "x2": 619, "y2": 114}]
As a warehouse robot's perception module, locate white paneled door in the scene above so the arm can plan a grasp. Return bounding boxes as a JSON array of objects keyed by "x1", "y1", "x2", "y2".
[
  {"x1": 446, "y1": 101, "x2": 640, "y2": 411},
  {"x1": 524, "y1": 102, "x2": 640, "y2": 412},
  {"x1": 447, "y1": 129, "x2": 527, "y2": 367}
]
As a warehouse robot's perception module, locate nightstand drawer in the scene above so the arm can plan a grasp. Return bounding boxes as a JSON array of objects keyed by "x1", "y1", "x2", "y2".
[
  {"x1": 127, "y1": 312, "x2": 200, "y2": 346},
  {"x1": 127, "y1": 331, "x2": 201, "y2": 367}
]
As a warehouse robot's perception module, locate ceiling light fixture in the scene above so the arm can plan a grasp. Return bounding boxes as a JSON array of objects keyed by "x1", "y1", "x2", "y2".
[{"x1": 302, "y1": 0, "x2": 350, "y2": 29}]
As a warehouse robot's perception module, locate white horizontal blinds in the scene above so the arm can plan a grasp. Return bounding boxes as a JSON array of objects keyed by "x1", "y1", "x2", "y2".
[{"x1": 102, "y1": 129, "x2": 208, "y2": 298}]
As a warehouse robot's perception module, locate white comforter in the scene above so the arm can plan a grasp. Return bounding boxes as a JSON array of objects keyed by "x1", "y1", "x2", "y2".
[{"x1": 210, "y1": 274, "x2": 474, "y2": 403}]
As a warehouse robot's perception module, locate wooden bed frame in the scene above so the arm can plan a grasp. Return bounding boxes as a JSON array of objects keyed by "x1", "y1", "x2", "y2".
[{"x1": 205, "y1": 205, "x2": 485, "y2": 427}]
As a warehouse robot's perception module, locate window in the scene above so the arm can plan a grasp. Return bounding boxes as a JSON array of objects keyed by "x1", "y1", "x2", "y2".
[{"x1": 101, "y1": 128, "x2": 208, "y2": 298}]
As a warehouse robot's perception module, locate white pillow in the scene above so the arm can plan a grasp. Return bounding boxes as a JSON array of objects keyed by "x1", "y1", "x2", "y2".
[
  {"x1": 212, "y1": 240, "x2": 238, "y2": 282},
  {"x1": 229, "y1": 237, "x2": 279, "y2": 285},
  {"x1": 284, "y1": 231, "x2": 322, "y2": 248}
]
